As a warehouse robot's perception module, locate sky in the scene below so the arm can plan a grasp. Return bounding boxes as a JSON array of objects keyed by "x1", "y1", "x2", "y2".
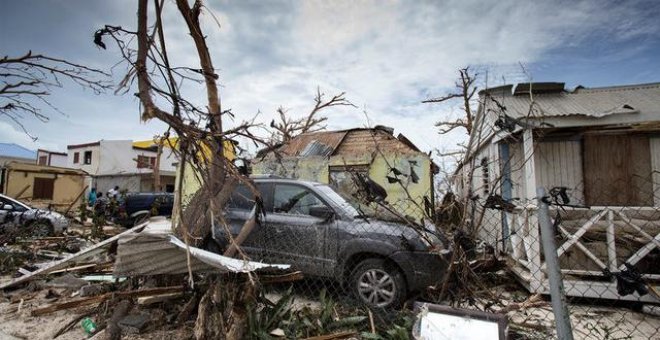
[{"x1": 1, "y1": 0, "x2": 660, "y2": 164}]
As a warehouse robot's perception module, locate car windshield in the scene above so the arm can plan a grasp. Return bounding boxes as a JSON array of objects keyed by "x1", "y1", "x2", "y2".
[
  {"x1": 1, "y1": 196, "x2": 30, "y2": 211},
  {"x1": 314, "y1": 184, "x2": 360, "y2": 217}
]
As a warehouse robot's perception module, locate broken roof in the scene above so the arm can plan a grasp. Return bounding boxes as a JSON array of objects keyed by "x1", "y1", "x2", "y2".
[
  {"x1": 268, "y1": 126, "x2": 425, "y2": 158},
  {"x1": 480, "y1": 82, "x2": 660, "y2": 119}
]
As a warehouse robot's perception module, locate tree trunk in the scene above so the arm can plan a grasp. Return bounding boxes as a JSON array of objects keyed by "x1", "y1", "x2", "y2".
[{"x1": 193, "y1": 275, "x2": 253, "y2": 340}]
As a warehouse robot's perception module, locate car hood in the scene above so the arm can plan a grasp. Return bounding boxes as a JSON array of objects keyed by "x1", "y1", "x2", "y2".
[{"x1": 348, "y1": 218, "x2": 448, "y2": 250}]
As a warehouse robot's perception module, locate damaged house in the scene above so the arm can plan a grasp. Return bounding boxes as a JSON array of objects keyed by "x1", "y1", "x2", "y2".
[
  {"x1": 67, "y1": 140, "x2": 178, "y2": 194},
  {"x1": 454, "y1": 82, "x2": 660, "y2": 301},
  {"x1": 253, "y1": 126, "x2": 438, "y2": 218}
]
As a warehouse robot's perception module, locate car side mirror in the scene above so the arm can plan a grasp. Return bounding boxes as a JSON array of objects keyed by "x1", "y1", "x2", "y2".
[
  {"x1": 309, "y1": 205, "x2": 334, "y2": 220},
  {"x1": 2, "y1": 204, "x2": 14, "y2": 211}
]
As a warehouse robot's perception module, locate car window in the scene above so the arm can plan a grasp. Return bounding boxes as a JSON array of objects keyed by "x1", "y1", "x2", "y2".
[
  {"x1": 229, "y1": 184, "x2": 258, "y2": 210},
  {"x1": 273, "y1": 184, "x2": 326, "y2": 216},
  {"x1": 0, "y1": 196, "x2": 26, "y2": 212}
]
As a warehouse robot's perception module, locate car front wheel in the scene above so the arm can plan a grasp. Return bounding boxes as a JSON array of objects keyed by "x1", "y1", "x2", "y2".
[{"x1": 350, "y1": 258, "x2": 406, "y2": 308}]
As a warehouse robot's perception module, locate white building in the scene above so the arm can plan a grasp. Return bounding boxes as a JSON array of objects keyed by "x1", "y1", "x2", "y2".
[
  {"x1": 67, "y1": 140, "x2": 177, "y2": 193},
  {"x1": 453, "y1": 82, "x2": 660, "y2": 302},
  {"x1": 36, "y1": 149, "x2": 68, "y2": 167}
]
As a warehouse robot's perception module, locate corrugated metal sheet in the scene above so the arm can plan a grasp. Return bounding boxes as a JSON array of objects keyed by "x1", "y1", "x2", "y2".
[
  {"x1": 299, "y1": 140, "x2": 335, "y2": 157},
  {"x1": 484, "y1": 83, "x2": 660, "y2": 119},
  {"x1": 114, "y1": 218, "x2": 289, "y2": 276},
  {"x1": 334, "y1": 129, "x2": 419, "y2": 155},
  {"x1": 278, "y1": 131, "x2": 348, "y2": 156}
]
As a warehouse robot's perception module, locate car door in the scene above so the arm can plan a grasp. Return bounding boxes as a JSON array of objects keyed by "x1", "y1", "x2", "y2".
[
  {"x1": 0, "y1": 197, "x2": 11, "y2": 226},
  {"x1": 263, "y1": 184, "x2": 335, "y2": 277},
  {"x1": 217, "y1": 183, "x2": 272, "y2": 261},
  {"x1": 0, "y1": 196, "x2": 24, "y2": 228}
]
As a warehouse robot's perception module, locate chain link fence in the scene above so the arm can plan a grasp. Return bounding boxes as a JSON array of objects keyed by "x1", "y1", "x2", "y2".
[
  {"x1": 199, "y1": 172, "x2": 660, "y2": 338},
  {"x1": 457, "y1": 176, "x2": 660, "y2": 339}
]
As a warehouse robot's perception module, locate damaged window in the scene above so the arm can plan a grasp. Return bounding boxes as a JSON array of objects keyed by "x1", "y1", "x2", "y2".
[
  {"x1": 273, "y1": 184, "x2": 325, "y2": 215},
  {"x1": 83, "y1": 151, "x2": 92, "y2": 165}
]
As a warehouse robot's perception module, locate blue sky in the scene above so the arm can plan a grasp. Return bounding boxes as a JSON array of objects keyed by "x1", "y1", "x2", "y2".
[{"x1": 1, "y1": 0, "x2": 659, "y2": 163}]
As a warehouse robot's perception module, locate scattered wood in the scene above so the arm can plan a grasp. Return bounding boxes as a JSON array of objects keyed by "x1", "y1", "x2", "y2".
[
  {"x1": 107, "y1": 300, "x2": 132, "y2": 340},
  {"x1": 367, "y1": 308, "x2": 376, "y2": 334},
  {"x1": 64, "y1": 185, "x2": 88, "y2": 216},
  {"x1": 303, "y1": 331, "x2": 357, "y2": 340},
  {"x1": 0, "y1": 223, "x2": 147, "y2": 290},
  {"x1": 53, "y1": 313, "x2": 90, "y2": 339},
  {"x1": 137, "y1": 292, "x2": 183, "y2": 305},
  {"x1": 259, "y1": 271, "x2": 304, "y2": 284},
  {"x1": 36, "y1": 250, "x2": 63, "y2": 259},
  {"x1": 31, "y1": 286, "x2": 183, "y2": 316},
  {"x1": 13, "y1": 184, "x2": 31, "y2": 200},
  {"x1": 499, "y1": 294, "x2": 548, "y2": 313},
  {"x1": 49, "y1": 263, "x2": 102, "y2": 275},
  {"x1": 175, "y1": 294, "x2": 198, "y2": 325}
]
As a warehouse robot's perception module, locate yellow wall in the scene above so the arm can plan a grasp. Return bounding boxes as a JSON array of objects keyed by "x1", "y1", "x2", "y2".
[
  {"x1": 174, "y1": 140, "x2": 237, "y2": 214},
  {"x1": 252, "y1": 152, "x2": 434, "y2": 219},
  {"x1": 5, "y1": 169, "x2": 86, "y2": 208}
]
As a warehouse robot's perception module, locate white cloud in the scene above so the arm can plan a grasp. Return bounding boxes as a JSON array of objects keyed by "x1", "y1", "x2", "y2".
[{"x1": 2, "y1": 0, "x2": 659, "y2": 160}]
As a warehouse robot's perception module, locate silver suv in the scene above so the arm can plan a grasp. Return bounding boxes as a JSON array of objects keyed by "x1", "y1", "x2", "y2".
[
  {"x1": 0, "y1": 194, "x2": 69, "y2": 236},
  {"x1": 207, "y1": 177, "x2": 450, "y2": 309}
]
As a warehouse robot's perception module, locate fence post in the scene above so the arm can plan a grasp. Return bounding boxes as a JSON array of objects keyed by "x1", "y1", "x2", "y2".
[{"x1": 537, "y1": 187, "x2": 574, "y2": 340}]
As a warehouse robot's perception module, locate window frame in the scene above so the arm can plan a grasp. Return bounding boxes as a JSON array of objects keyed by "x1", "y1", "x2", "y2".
[
  {"x1": 83, "y1": 151, "x2": 92, "y2": 165},
  {"x1": 271, "y1": 183, "x2": 331, "y2": 216}
]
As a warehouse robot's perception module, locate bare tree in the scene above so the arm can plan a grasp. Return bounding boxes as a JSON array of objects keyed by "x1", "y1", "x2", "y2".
[
  {"x1": 96, "y1": 1, "x2": 271, "y2": 338},
  {"x1": 0, "y1": 51, "x2": 110, "y2": 139},
  {"x1": 269, "y1": 87, "x2": 355, "y2": 143},
  {"x1": 423, "y1": 67, "x2": 477, "y2": 136}
]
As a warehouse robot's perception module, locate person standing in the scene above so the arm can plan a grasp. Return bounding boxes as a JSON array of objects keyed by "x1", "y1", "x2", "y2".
[
  {"x1": 107, "y1": 185, "x2": 120, "y2": 199},
  {"x1": 88, "y1": 188, "x2": 97, "y2": 206}
]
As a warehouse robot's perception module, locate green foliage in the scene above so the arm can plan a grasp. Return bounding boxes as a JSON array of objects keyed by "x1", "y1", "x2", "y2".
[{"x1": 247, "y1": 288, "x2": 369, "y2": 339}]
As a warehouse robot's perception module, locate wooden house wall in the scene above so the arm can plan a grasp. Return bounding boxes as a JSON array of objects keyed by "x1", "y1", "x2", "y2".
[
  {"x1": 651, "y1": 137, "x2": 660, "y2": 206},
  {"x1": 534, "y1": 141, "x2": 585, "y2": 204}
]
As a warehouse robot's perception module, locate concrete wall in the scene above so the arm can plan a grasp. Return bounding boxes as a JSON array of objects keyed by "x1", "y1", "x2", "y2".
[
  {"x1": 37, "y1": 150, "x2": 68, "y2": 167},
  {"x1": 69, "y1": 140, "x2": 177, "y2": 176},
  {"x1": 252, "y1": 152, "x2": 434, "y2": 218},
  {"x1": 94, "y1": 174, "x2": 142, "y2": 195},
  {"x1": 68, "y1": 144, "x2": 101, "y2": 174},
  {"x1": 4, "y1": 166, "x2": 85, "y2": 208}
]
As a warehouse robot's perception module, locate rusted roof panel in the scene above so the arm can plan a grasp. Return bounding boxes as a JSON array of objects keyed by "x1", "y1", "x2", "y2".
[
  {"x1": 483, "y1": 82, "x2": 660, "y2": 119},
  {"x1": 334, "y1": 129, "x2": 419, "y2": 155},
  {"x1": 278, "y1": 130, "x2": 348, "y2": 156}
]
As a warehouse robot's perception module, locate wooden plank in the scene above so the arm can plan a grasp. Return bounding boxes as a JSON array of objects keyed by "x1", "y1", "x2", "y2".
[
  {"x1": 620, "y1": 231, "x2": 660, "y2": 269},
  {"x1": 617, "y1": 211, "x2": 660, "y2": 249},
  {"x1": 0, "y1": 223, "x2": 147, "y2": 290},
  {"x1": 137, "y1": 292, "x2": 183, "y2": 305},
  {"x1": 584, "y1": 134, "x2": 652, "y2": 206},
  {"x1": 556, "y1": 209, "x2": 607, "y2": 258},
  {"x1": 606, "y1": 211, "x2": 617, "y2": 271},
  {"x1": 557, "y1": 225, "x2": 607, "y2": 270},
  {"x1": 31, "y1": 286, "x2": 183, "y2": 316},
  {"x1": 64, "y1": 185, "x2": 88, "y2": 215}
]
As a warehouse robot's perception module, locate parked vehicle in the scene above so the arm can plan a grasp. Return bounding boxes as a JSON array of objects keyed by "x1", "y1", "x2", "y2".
[
  {"x1": 97, "y1": 192, "x2": 174, "y2": 227},
  {"x1": 206, "y1": 177, "x2": 450, "y2": 309},
  {"x1": 0, "y1": 193, "x2": 69, "y2": 236}
]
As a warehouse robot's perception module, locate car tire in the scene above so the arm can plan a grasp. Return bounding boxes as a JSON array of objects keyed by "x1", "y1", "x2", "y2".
[
  {"x1": 350, "y1": 258, "x2": 406, "y2": 309},
  {"x1": 29, "y1": 219, "x2": 53, "y2": 237},
  {"x1": 132, "y1": 212, "x2": 151, "y2": 227}
]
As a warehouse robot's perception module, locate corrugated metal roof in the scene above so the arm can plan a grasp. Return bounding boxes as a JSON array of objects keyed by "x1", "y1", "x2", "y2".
[
  {"x1": 0, "y1": 143, "x2": 36, "y2": 159},
  {"x1": 114, "y1": 219, "x2": 289, "y2": 276},
  {"x1": 271, "y1": 128, "x2": 425, "y2": 158},
  {"x1": 278, "y1": 130, "x2": 348, "y2": 156},
  {"x1": 483, "y1": 82, "x2": 660, "y2": 119}
]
